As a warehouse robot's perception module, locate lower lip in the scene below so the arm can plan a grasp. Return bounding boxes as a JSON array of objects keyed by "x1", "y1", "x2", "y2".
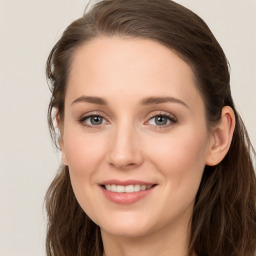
[{"x1": 100, "y1": 186, "x2": 156, "y2": 204}]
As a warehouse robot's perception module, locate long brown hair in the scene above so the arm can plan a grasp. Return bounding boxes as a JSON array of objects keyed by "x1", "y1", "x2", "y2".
[{"x1": 45, "y1": 0, "x2": 256, "y2": 255}]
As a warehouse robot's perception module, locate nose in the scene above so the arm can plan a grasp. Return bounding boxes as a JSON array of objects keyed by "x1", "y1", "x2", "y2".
[{"x1": 107, "y1": 123, "x2": 144, "y2": 170}]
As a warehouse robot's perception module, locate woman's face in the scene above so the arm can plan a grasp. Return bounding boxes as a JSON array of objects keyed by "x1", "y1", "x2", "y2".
[{"x1": 60, "y1": 37, "x2": 213, "y2": 238}]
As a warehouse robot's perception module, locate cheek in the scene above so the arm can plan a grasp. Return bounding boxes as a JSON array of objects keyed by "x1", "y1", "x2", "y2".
[
  {"x1": 62, "y1": 128, "x2": 107, "y2": 203},
  {"x1": 143, "y1": 128, "x2": 209, "y2": 222},
  {"x1": 62, "y1": 130, "x2": 107, "y2": 219},
  {"x1": 63, "y1": 129, "x2": 106, "y2": 176},
  {"x1": 146, "y1": 127, "x2": 208, "y2": 186}
]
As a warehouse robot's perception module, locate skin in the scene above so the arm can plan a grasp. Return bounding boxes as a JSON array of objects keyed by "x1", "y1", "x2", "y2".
[{"x1": 59, "y1": 37, "x2": 235, "y2": 256}]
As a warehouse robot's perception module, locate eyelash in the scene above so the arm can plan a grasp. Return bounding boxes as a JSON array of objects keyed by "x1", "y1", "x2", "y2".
[
  {"x1": 78, "y1": 112, "x2": 177, "y2": 129},
  {"x1": 146, "y1": 112, "x2": 177, "y2": 129},
  {"x1": 78, "y1": 113, "x2": 109, "y2": 129}
]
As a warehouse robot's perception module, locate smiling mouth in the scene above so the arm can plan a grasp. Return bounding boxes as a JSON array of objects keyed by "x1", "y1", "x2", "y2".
[
  {"x1": 101, "y1": 184, "x2": 157, "y2": 193},
  {"x1": 100, "y1": 182, "x2": 157, "y2": 204}
]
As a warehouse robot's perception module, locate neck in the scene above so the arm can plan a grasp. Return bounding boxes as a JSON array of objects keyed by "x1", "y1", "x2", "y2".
[{"x1": 101, "y1": 217, "x2": 192, "y2": 256}]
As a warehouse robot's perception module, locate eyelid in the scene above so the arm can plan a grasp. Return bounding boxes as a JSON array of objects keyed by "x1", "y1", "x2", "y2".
[
  {"x1": 147, "y1": 111, "x2": 177, "y2": 120},
  {"x1": 78, "y1": 111, "x2": 110, "y2": 128},
  {"x1": 144, "y1": 111, "x2": 177, "y2": 129},
  {"x1": 77, "y1": 110, "x2": 177, "y2": 129}
]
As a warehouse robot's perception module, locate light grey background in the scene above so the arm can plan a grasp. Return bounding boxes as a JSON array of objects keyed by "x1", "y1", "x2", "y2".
[{"x1": 0, "y1": 0, "x2": 255, "y2": 255}]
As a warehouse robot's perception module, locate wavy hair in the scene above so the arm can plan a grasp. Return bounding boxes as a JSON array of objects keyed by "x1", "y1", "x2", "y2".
[{"x1": 45, "y1": 0, "x2": 256, "y2": 255}]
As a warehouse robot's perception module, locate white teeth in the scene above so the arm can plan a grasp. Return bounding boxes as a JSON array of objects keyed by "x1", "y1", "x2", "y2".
[
  {"x1": 141, "y1": 185, "x2": 146, "y2": 191},
  {"x1": 116, "y1": 185, "x2": 125, "y2": 192},
  {"x1": 111, "y1": 184, "x2": 117, "y2": 192},
  {"x1": 104, "y1": 184, "x2": 153, "y2": 193},
  {"x1": 134, "y1": 184, "x2": 140, "y2": 192},
  {"x1": 125, "y1": 185, "x2": 134, "y2": 193}
]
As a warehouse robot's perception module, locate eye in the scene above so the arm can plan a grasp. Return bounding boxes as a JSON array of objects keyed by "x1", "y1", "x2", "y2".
[
  {"x1": 147, "y1": 114, "x2": 176, "y2": 127},
  {"x1": 79, "y1": 115, "x2": 108, "y2": 127}
]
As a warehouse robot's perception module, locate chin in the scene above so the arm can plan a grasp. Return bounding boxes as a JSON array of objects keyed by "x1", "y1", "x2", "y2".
[
  {"x1": 97, "y1": 211, "x2": 155, "y2": 238},
  {"x1": 102, "y1": 223, "x2": 153, "y2": 238}
]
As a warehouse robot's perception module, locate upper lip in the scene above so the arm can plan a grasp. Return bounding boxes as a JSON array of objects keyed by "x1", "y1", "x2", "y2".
[{"x1": 100, "y1": 179, "x2": 156, "y2": 186}]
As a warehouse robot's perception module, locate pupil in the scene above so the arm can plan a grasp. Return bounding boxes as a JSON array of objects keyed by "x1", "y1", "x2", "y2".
[
  {"x1": 155, "y1": 116, "x2": 167, "y2": 125},
  {"x1": 91, "y1": 116, "x2": 102, "y2": 125}
]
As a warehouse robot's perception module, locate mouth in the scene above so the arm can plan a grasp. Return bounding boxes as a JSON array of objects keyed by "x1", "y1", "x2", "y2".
[
  {"x1": 101, "y1": 184, "x2": 156, "y2": 193},
  {"x1": 99, "y1": 181, "x2": 157, "y2": 204}
]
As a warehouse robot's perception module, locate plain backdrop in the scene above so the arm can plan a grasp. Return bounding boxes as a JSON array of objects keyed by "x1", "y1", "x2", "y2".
[{"x1": 0, "y1": 0, "x2": 255, "y2": 255}]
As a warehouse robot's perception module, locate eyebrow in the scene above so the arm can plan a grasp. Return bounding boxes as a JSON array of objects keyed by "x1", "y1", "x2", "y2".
[
  {"x1": 139, "y1": 96, "x2": 189, "y2": 108},
  {"x1": 71, "y1": 95, "x2": 189, "y2": 108},
  {"x1": 71, "y1": 96, "x2": 107, "y2": 105}
]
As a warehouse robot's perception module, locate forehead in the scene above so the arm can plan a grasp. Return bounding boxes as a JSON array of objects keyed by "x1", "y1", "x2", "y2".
[{"x1": 66, "y1": 36, "x2": 202, "y2": 110}]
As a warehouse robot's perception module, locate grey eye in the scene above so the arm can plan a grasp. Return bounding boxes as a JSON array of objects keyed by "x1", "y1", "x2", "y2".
[
  {"x1": 148, "y1": 115, "x2": 174, "y2": 126},
  {"x1": 155, "y1": 116, "x2": 169, "y2": 125},
  {"x1": 88, "y1": 115, "x2": 105, "y2": 125},
  {"x1": 80, "y1": 115, "x2": 107, "y2": 126}
]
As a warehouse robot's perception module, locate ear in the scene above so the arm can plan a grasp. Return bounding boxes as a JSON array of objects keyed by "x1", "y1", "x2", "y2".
[
  {"x1": 55, "y1": 112, "x2": 68, "y2": 166},
  {"x1": 206, "y1": 106, "x2": 236, "y2": 166}
]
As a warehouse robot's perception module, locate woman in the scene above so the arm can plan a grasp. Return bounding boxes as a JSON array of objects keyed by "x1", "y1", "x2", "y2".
[{"x1": 45, "y1": 0, "x2": 256, "y2": 255}]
